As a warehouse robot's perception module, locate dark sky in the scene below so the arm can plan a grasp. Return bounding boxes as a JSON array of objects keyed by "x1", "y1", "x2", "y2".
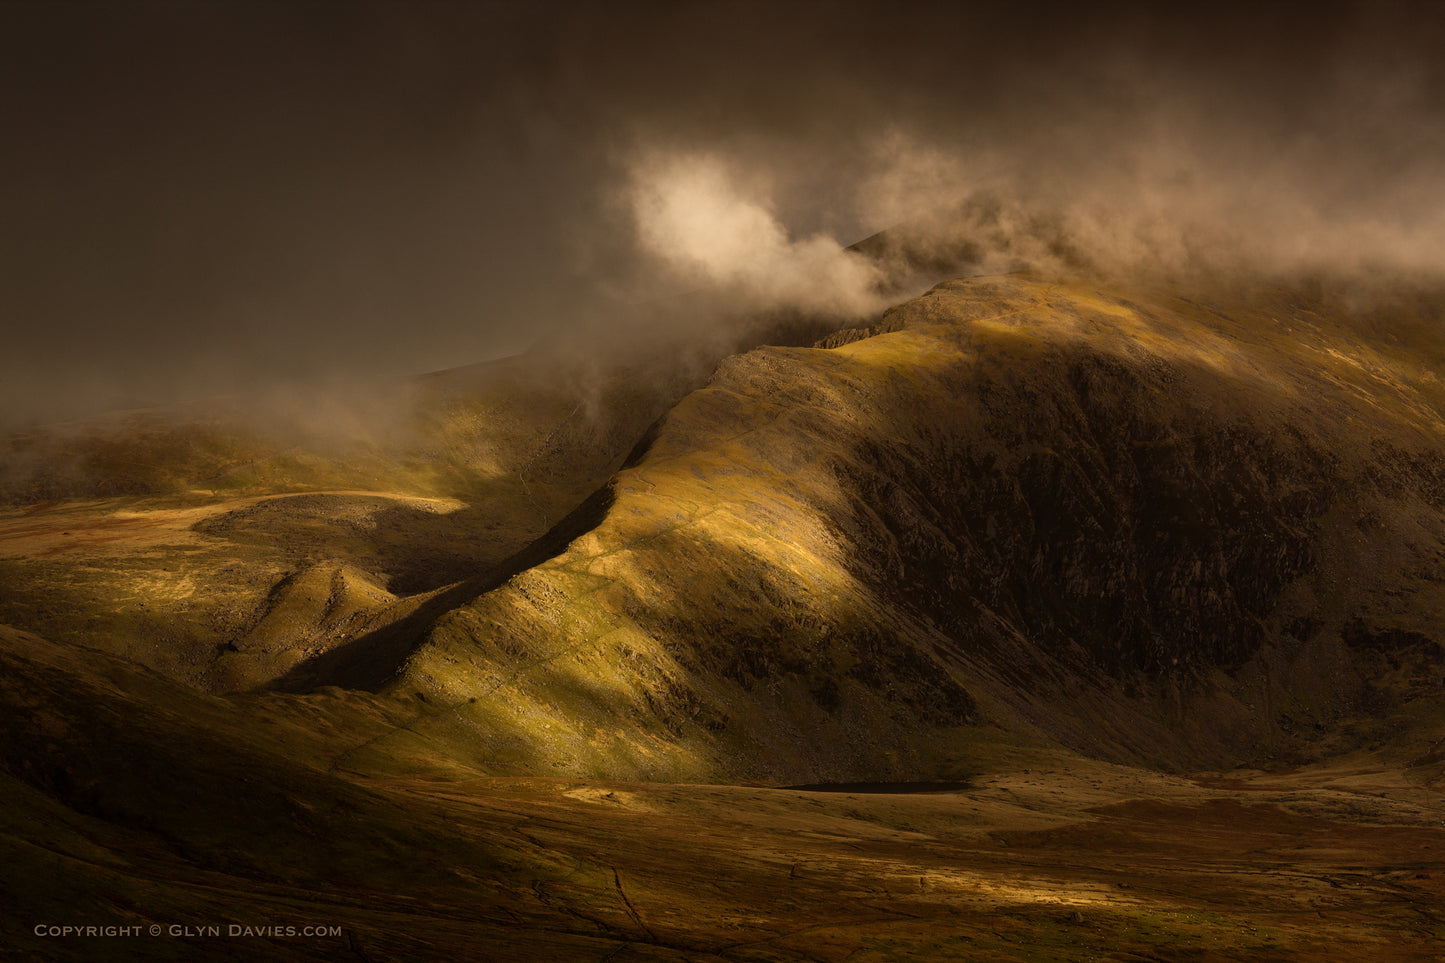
[{"x1": 2, "y1": 1, "x2": 1443, "y2": 425}]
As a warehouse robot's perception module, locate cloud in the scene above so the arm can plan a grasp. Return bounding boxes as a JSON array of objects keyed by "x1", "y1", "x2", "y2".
[
  {"x1": 625, "y1": 152, "x2": 884, "y2": 316},
  {"x1": 4, "y1": 0, "x2": 1445, "y2": 428},
  {"x1": 854, "y1": 131, "x2": 980, "y2": 231}
]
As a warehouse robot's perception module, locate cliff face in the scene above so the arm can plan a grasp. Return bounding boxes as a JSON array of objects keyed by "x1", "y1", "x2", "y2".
[{"x1": 389, "y1": 275, "x2": 1445, "y2": 782}]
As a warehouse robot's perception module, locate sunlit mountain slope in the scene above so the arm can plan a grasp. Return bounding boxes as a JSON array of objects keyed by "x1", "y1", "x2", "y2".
[
  {"x1": 382, "y1": 274, "x2": 1445, "y2": 782},
  {"x1": 0, "y1": 336, "x2": 749, "y2": 690},
  {"x1": 5, "y1": 272, "x2": 1445, "y2": 961}
]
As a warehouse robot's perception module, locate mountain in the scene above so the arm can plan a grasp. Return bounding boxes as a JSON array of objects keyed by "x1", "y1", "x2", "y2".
[
  {"x1": 3, "y1": 270, "x2": 1445, "y2": 960},
  {"x1": 0, "y1": 310, "x2": 828, "y2": 692},
  {"x1": 365, "y1": 273, "x2": 1445, "y2": 782}
]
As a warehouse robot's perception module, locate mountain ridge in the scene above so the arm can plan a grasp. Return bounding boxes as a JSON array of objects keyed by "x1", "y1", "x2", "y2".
[
  {"x1": 368, "y1": 273, "x2": 1445, "y2": 784},
  {"x1": 5, "y1": 270, "x2": 1445, "y2": 960}
]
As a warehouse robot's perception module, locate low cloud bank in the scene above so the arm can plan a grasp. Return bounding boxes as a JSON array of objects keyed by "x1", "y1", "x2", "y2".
[{"x1": 626, "y1": 152, "x2": 885, "y2": 316}]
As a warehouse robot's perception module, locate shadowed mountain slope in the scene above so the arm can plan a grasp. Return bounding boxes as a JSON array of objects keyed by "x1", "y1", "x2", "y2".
[
  {"x1": 376, "y1": 275, "x2": 1445, "y2": 783},
  {"x1": 6, "y1": 274, "x2": 1445, "y2": 961},
  {"x1": 0, "y1": 309, "x2": 855, "y2": 693}
]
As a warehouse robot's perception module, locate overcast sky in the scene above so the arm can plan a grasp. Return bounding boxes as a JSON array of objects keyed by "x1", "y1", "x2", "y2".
[{"x1": 2, "y1": 1, "x2": 1442, "y2": 425}]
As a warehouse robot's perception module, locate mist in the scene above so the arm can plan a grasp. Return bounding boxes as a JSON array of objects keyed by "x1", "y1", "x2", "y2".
[{"x1": 2, "y1": 0, "x2": 1443, "y2": 429}]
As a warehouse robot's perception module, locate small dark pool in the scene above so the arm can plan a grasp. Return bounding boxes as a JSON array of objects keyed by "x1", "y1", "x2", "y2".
[{"x1": 783, "y1": 781, "x2": 971, "y2": 794}]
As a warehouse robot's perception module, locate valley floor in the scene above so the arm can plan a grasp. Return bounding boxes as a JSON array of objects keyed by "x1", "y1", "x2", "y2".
[{"x1": 7, "y1": 754, "x2": 1444, "y2": 962}]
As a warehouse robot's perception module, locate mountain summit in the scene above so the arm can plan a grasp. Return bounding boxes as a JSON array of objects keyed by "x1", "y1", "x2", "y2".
[{"x1": 364, "y1": 274, "x2": 1445, "y2": 782}]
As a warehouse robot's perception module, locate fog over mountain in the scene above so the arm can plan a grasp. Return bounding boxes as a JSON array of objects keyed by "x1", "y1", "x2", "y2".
[
  {"x1": 2, "y1": 0, "x2": 1443, "y2": 426},
  {"x1": 8, "y1": 5, "x2": 1445, "y2": 959}
]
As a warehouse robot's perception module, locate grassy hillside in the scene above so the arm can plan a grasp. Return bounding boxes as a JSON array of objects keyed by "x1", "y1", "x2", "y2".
[
  {"x1": 5, "y1": 273, "x2": 1445, "y2": 960},
  {"x1": 2, "y1": 621, "x2": 1442, "y2": 962},
  {"x1": 0, "y1": 352, "x2": 698, "y2": 692},
  {"x1": 0, "y1": 308, "x2": 846, "y2": 694},
  {"x1": 383, "y1": 274, "x2": 1445, "y2": 782}
]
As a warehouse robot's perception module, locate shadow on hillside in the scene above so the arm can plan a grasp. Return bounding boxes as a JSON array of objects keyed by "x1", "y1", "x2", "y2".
[
  {"x1": 270, "y1": 483, "x2": 617, "y2": 693},
  {"x1": 190, "y1": 479, "x2": 548, "y2": 597}
]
